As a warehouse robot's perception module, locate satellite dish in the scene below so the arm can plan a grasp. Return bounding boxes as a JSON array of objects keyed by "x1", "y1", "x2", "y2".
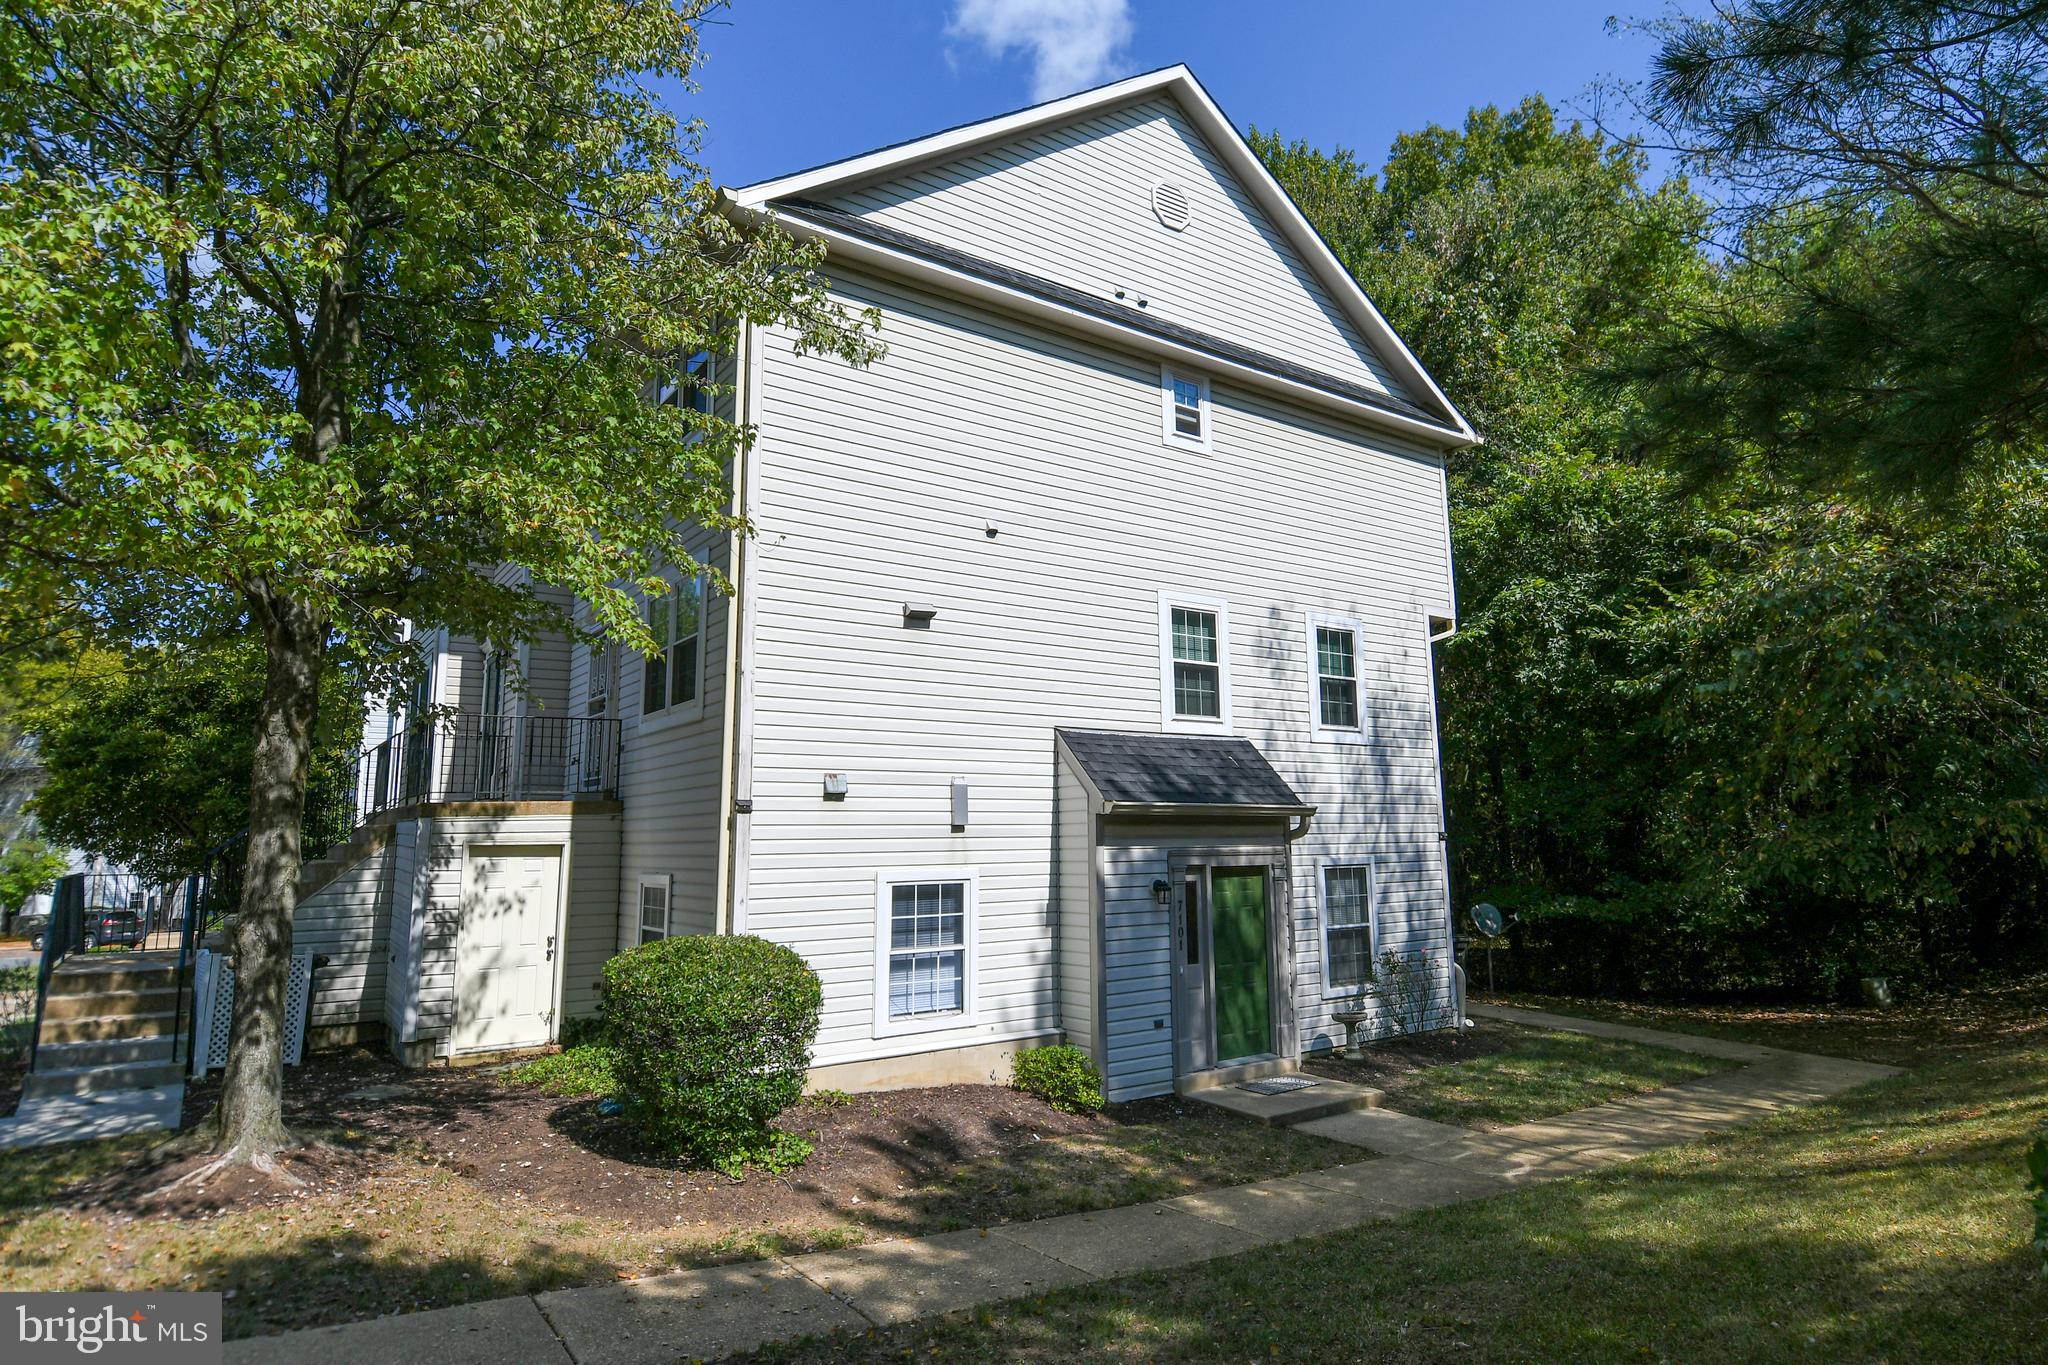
[{"x1": 1471, "y1": 903, "x2": 1505, "y2": 936}]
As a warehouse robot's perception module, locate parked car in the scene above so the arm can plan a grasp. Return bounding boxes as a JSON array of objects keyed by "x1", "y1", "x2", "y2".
[
  {"x1": 13, "y1": 912, "x2": 48, "y2": 951},
  {"x1": 80, "y1": 908, "x2": 145, "y2": 950}
]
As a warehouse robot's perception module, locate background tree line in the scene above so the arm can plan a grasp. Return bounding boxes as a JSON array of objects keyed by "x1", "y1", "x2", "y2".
[{"x1": 1255, "y1": 0, "x2": 2048, "y2": 996}]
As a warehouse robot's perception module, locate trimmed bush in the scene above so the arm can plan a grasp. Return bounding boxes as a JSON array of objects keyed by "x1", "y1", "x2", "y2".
[
  {"x1": 601, "y1": 934, "x2": 823, "y2": 1176},
  {"x1": 1013, "y1": 1043, "x2": 1105, "y2": 1113}
]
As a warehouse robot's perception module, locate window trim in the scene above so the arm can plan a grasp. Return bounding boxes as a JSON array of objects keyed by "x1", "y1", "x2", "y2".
[
  {"x1": 872, "y1": 867, "x2": 980, "y2": 1039},
  {"x1": 636, "y1": 572, "x2": 707, "y2": 731},
  {"x1": 1305, "y1": 611, "x2": 1370, "y2": 744},
  {"x1": 1157, "y1": 591, "x2": 1233, "y2": 731},
  {"x1": 636, "y1": 874, "x2": 672, "y2": 945},
  {"x1": 1317, "y1": 858, "x2": 1378, "y2": 1000},
  {"x1": 1159, "y1": 364, "x2": 1213, "y2": 452}
]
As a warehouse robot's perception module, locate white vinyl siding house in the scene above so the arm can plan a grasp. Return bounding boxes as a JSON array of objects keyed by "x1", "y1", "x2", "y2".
[{"x1": 291, "y1": 65, "x2": 1470, "y2": 1092}]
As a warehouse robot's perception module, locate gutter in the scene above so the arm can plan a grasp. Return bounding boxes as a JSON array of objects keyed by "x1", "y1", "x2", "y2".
[{"x1": 1099, "y1": 800, "x2": 1316, "y2": 842}]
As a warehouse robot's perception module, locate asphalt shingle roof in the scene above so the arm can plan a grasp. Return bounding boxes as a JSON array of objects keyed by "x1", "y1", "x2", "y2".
[
  {"x1": 1057, "y1": 728, "x2": 1310, "y2": 812},
  {"x1": 774, "y1": 199, "x2": 1461, "y2": 436}
]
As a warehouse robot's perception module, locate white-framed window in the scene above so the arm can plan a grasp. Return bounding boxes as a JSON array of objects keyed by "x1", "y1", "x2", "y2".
[
  {"x1": 1306, "y1": 612, "x2": 1369, "y2": 743},
  {"x1": 655, "y1": 350, "x2": 716, "y2": 415},
  {"x1": 637, "y1": 875, "x2": 671, "y2": 944},
  {"x1": 1160, "y1": 365, "x2": 1212, "y2": 451},
  {"x1": 873, "y1": 869, "x2": 978, "y2": 1037},
  {"x1": 1158, "y1": 592, "x2": 1232, "y2": 729},
  {"x1": 1320, "y1": 860, "x2": 1376, "y2": 995},
  {"x1": 640, "y1": 573, "x2": 706, "y2": 722}
]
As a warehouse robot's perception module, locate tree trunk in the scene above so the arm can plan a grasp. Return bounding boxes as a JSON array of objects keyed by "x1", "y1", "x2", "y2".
[{"x1": 207, "y1": 588, "x2": 327, "y2": 1168}]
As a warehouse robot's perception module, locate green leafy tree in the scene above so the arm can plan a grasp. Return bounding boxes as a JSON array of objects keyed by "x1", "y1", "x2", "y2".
[
  {"x1": 27, "y1": 643, "x2": 362, "y2": 883},
  {"x1": 0, "y1": 837, "x2": 66, "y2": 932},
  {"x1": 0, "y1": 0, "x2": 878, "y2": 1172},
  {"x1": 1626, "y1": 0, "x2": 2048, "y2": 495},
  {"x1": 1259, "y1": 94, "x2": 2048, "y2": 993}
]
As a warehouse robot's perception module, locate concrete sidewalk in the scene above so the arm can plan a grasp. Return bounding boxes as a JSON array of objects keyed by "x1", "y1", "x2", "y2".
[{"x1": 224, "y1": 1008, "x2": 1899, "y2": 1365}]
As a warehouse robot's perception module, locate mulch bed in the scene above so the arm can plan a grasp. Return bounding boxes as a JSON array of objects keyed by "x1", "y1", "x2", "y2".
[
  {"x1": 70, "y1": 1049, "x2": 1115, "y2": 1232},
  {"x1": 1300, "y1": 1017, "x2": 1526, "y2": 1088}
]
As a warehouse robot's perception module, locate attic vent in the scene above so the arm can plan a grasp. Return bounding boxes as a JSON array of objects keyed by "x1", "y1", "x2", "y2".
[{"x1": 1151, "y1": 181, "x2": 1192, "y2": 232}]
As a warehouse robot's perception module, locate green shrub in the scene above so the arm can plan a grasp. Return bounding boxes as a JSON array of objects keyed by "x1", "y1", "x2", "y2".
[
  {"x1": 601, "y1": 934, "x2": 823, "y2": 1177},
  {"x1": 507, "y1": 1043, "x2": 617, "y2": 1097},
  {"x1": 1013, "y1": 1044, "x2": 1105, "y2": 1113}
]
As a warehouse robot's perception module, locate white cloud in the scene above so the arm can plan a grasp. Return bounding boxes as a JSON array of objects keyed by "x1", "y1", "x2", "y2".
[{"x1": 948, "y1": 0, "x2": 1135, "y2": 102}]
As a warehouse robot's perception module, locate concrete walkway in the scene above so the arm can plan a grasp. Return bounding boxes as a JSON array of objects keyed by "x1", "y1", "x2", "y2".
[
  {"x1": 0, "y1": 1083, "x2": 184, "y2": 1150},
  {"x1": 224, "y1": 1008, "x2": 1899, "y2": 1365}
]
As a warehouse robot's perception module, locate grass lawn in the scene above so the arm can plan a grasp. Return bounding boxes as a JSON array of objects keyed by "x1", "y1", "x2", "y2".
[
  {"x1": 1310, "y1": 1024, "x2": 1734, "y2": 1129},
  {"x1": 1502, "y1": 972, "x2": 2048, "y2": 1069},
  {"x1": 740, "y1": 1039, "x2": 2048, "y2": 1363}
]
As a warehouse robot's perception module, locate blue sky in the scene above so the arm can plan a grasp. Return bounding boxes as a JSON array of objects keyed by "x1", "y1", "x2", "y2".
[{"x1": 683, "y1": 2, "x2": 1671, "y2": 190}]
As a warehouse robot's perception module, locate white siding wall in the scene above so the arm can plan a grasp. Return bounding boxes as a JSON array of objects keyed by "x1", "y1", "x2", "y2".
[
  {"x1": 740, "y1": 267, "x2": 1454, "y2": 1079},
  {"x1": 827, "y1": 96, "x2": 1410, "y2": 404},
  {"x1": 613, "y1": 527, "x2": 729, "y2": 946},
  {"x1": 383, "y1": 818, "x2": 426, "y2": 1043},
  {"x1": 1098, "y1": 844, "x2": 1172, "y2": 1100},
  {"x1": 291, "y1": 842, "x2": 393, "y2": 1031},
  {"x1": 1053, "y1": 760, "x2": 1095, "y2": 1061}
]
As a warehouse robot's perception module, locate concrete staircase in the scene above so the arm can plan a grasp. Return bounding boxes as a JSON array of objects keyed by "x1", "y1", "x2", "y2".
[{"x1": 23, "y1": 954, "x2": 187, "y2": 1101}]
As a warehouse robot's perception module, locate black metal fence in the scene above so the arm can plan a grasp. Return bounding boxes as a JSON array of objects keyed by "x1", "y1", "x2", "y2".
[{"x1": 358, "y1": 713, "x2": 622, "y2": 814}]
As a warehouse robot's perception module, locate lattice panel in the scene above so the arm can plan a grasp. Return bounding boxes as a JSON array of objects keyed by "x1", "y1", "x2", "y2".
[{"x1": 192, "y1": 948, "x2": 312, "y2": 1076}]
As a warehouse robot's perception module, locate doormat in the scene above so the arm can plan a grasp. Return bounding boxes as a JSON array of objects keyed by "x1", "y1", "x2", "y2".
[{"x1": 1237, "y1": 1075, "x2": 1321, "y2": 1096}]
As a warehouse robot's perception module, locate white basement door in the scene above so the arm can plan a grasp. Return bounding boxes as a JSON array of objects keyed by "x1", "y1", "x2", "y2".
[{"x1": 454, "y1": 847, "x2": 561, "y2": 1052}]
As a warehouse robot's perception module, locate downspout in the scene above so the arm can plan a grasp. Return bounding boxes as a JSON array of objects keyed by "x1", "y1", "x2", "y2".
[{"x1": 712, "y1": 319, "x2": 761, "y2": 936}]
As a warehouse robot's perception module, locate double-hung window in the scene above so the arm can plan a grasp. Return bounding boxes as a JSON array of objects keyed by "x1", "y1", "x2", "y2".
[
  {"x1": 1159, "y1": 593, "x2": 1232, "y2": 729},
  {"x1": 875, "y1": 871, "x2": 976, "y2": 1035},
  {"x1": 641, "y1": 574, "x2": 705, "y2": 720},
  {"x1": 1306, "y1": 612, "x2": 1368, "y2": 742},
  {"x1": 1320, "y1": 862, "x2": 1375, "y2": 993},
  {"x1": 1160, "y1": 365, "x2": 1212, "y2": 451},
  {"x1": 638, "y1": 876, "x2": 671, "y2": 944}
]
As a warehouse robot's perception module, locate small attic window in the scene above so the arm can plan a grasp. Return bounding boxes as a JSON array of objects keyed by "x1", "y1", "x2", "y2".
[{"x1": 1151, "y1": 181, "x2": 1192, "y2": 232}]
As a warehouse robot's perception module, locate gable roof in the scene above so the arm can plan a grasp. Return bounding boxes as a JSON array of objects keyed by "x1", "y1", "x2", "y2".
[
  {"x1": 727, "y1": 66, "x2": 1474, "y2": 449},
  {"x1": 1057, "y1": 728, "x2": 1312, "y2": 816}
]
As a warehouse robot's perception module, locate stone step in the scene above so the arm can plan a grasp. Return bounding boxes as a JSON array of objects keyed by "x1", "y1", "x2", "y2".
[
  {"x1": 47, "y1": 963, "x2": 182, "y2": 996},
  {"x1": 1183, "y1": 1076, "x2": 1385, "y2": 1128},
  {"x1": 36, "y1": 1010, "x2": 179, "y2": 1043},
  {"x1": 39, "y1": 986, "x2": 183, "y2": 1020},
  {"x1": 34, "y1": 1036, "x2": 177, "y2": 1069},
  {"x1": 22, "y1": 1058, "x2": 185, "y2": 1099}
]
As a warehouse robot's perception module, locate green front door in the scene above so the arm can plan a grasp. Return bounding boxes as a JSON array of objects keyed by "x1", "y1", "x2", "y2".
[{"x1": 1210, "y1": 867, "x2": 1271, "y2": 1061}]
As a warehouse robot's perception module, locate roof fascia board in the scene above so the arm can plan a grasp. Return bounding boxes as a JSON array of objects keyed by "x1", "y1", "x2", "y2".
[
  {"x1": 742, "y1": 204, "x2": 1472, "y2": 451},
  {"x1": 729, "y1": 65, "x2": 1474, "y2": 442},
  {"x1": 728, "y1": 66, "x2": 1190, "y2": 209}
]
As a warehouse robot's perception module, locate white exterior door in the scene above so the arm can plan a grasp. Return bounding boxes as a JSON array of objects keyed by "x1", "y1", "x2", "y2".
[{"x1": 454, "y1": 847, "x2": 560, "y2": 1052}]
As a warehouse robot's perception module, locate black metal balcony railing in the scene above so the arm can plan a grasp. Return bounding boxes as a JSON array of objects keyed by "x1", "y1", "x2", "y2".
[{"x1": 356, "y1": 712, "x2": 623, "y2": 818}]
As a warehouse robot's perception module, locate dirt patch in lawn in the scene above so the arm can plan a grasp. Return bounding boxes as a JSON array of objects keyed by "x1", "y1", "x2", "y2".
[
  {"x1": 1299, "y1": 1017, "x2": 1529, "y2": 1089},
  {"x1": 4, "y1": 1048, "x2": 1353, "y2": 1339},
  {"x1": 94, "y1": 1052, "x2": 1314, "y2": 1236}
]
